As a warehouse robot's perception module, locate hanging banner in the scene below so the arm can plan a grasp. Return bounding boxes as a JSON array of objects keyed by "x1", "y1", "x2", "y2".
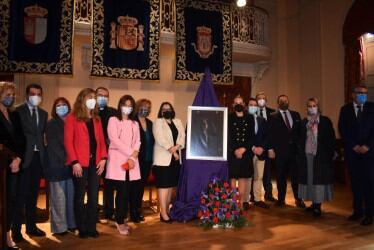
[
  {"x1": 0, "y1": 0, "x2": 73, "y2": 74},
  {"x1": 91, "y1": 0, "x2": 160, "y2": 80},
  {"x1": 175, "y1": 0, "x2": 232, "y2": 83}
]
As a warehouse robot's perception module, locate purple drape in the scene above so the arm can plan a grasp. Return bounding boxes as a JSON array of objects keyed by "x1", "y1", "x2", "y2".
[{"x1": 170, "y1": 68, "x2": 228, "y2": 222}]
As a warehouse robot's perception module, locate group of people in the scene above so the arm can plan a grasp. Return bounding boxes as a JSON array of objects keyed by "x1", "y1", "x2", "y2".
[
  {"x1": 1, "y1": 83, "x2": 185, "y2": 249},
  {"x1": 228, "y1": 93, "x2": 335, "y2": 217},
  {"x1": 227, "y1": 85, "x2": 374, "y2": 229},
  {"x1": 1, "y1": 81, "x2": 373, "y2": 250}
]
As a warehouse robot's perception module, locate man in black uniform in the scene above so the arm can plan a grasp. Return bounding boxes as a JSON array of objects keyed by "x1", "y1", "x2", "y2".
[{"x1": 96, "y1": 87, "x2": 117, "y2": 222}]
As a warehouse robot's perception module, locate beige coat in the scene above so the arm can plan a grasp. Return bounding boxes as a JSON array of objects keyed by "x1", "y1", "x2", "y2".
[{"x1": 153, "y1": 118, "x2": 185, "y2": 166}]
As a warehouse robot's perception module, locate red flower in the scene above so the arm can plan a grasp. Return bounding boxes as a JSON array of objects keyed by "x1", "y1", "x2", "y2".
[
  {"x1": 204, "y1": 211, "x2": 211, "y2": 217},
  {"x1": 221, "y1": 194, "x2": 227, "y2": 199},
  {"x1": 224, "y1": 203, "x2": 230, "y2": 209},
  {"x1": 215, "y1": 201, "x2": 221, "y2": 207},
  {"x1": 213, "y1": 217, "x2": 219, "y2": 223},
  {"x1": 223, "y1": 182, "x2": 230, "y2": 188},
  {"x1": 198, "y1": 210, "x2": 203, "y2": 218},
  {"x1": 213, "y1": 207, "x2": 219, "y2": 213},
  {"x1": 201, "y1": 198, "x2": 206, "y2": 204},
  {"x1": 225, "y1": 212, "x2": 231, "y2": 219},
  {"x1": 214, "y1": 187, "x2": 220, "y2": 193}
]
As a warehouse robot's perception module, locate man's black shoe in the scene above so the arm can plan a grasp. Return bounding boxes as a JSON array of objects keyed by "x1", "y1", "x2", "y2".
[
  {"x1": 347, "y1": 213, "x2": 363, "y2": 221},
  {"x1": 361, "y1": 217, "x2": 373, "y2": 226}
]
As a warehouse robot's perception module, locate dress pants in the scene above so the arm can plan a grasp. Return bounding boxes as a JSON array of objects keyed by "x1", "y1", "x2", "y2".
[
  {"x1": 137, "y1": 160, "x2": 152, "y2": 211},
  {"x1": 49, "y1": 179, "x2": 76, "y2": 233},
  {"x1": 263, "y1": 158, "x2": 274, "y2": 198},
  {"x1": 252, "y1": 156, "x2": 265, "y2": 202},
  {"x1": 275, "y1": 149, "x2": 299, "y2": 202},
  {"x1": 107, "y1": 177, "x2": 142, "y2": 225},
  {"x1": 349, "y1": 154, "x2": 374, "y2": 217},
  {"x1": 6, "y1": 170, "x2": 19, "y2": 231},
  {"x1": 103, "y1": 176, "x2": 115, "y2": 218},
  {"x1": 73, "y1": 159, "x2": 100, "y2": 234},
  {"x1": 12, "y1": 152, "x2": 42, "y2": 232}
]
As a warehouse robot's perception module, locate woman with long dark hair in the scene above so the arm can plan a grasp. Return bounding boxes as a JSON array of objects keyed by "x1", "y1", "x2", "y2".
[{"x1": 106, "y1": 95, "x2": 141, "y2": 235}]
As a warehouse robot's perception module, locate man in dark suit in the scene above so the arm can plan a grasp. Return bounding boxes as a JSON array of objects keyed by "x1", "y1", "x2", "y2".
[
  {"x1": 248, "y1": 98, "x2": 270, "y2": 209},
  {"x1": 268, "y1": 94, "x2": 305, "y2": 208},
  {"x1": 338, "y1": 84, "x2": 374, "y2": 226},
  {"x1": 96, "y1": 87, "x2": 118, "y2": 222},
  {"x1": 256, "y1": 92, "x2": 277, "y2": 202},
  {"x1": 12, "y1": 83, "x2": 48, "y2": 242}
]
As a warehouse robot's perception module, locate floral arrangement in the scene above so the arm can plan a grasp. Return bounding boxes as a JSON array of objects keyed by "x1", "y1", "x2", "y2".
[{"x1": 198, "y1": 176, "x2": 248, "y2": 229}]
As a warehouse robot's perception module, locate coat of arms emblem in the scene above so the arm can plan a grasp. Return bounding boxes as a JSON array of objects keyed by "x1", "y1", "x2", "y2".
[
  {"x1": 191, "y1": 26, "x2": 217, "y2": 59},
  {"x1": 109, "y1": 16, "x2": 145, "y2": 51},
  {"x1": 24, "y1": 4, "x2": 48, "y2": 44}
]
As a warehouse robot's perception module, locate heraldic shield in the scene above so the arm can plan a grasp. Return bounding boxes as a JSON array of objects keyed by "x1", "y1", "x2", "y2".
[
  {"x1": 191, "y1": 26, "x2": 217, "y2": 59},
  {"x1": 23, "y1": 4, "x2": 48, "y2": 45},
  {"x1": 116, "y1": 16, "x2": 138, "y2": 51}
]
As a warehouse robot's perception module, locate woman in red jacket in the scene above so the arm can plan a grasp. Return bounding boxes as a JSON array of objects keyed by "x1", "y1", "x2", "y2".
[{"x1": 64, "y1": 88, "x2": 107, "y2": 238}]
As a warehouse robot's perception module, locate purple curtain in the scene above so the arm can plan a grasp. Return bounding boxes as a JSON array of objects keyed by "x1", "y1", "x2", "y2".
[{"x1": 170, "y1": 68, "x2": 228, "y2": 222}]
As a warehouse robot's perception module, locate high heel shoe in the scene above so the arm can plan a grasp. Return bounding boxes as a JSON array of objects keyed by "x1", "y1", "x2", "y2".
[{"x1": 160, "y1": 214, "x2": 172, "y2": 224}]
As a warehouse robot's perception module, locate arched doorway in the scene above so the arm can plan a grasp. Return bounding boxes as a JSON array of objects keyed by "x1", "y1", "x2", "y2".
[{"x1": 343, "y1": 0, "x2": 374, "y2": 103}]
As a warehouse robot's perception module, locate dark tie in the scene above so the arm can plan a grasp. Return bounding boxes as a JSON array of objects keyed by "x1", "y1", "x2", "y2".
[
  {"x1": 282, "y1": 111, "x2": 291, "y2": 131},
  {"x1": 32, "y1": 108, "x2": 37, "y2": 127},
  {"x1": 259, "y1": 109, "x2": 264, "y2": 118},
  {"x1": 357, "y1": 105, "x2": 363, "y2": 121}
]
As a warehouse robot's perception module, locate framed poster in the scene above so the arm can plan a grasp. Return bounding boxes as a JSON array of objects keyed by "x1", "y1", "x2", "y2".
[{"x1": 186, "y1": 106, "x2": 227, "y2": 161}]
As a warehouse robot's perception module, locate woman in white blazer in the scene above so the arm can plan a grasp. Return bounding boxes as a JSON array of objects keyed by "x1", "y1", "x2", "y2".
[{"x1": 153, "y1": 102, "x2": 185, "y2": 223}]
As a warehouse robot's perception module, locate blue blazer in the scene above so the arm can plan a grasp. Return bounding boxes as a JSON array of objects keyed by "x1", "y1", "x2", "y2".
[{"x1": 338, "y1": 102, "x2": 374, "y2": 164}]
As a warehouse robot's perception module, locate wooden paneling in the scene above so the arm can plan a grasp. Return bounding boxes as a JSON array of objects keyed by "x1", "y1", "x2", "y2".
[{"x1": 214, "y1": 76, "x2": 251, "y2": 109}]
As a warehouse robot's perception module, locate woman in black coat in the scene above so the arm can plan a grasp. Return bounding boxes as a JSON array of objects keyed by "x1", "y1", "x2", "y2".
[
  {"x1": 228, "y1": 95, "x2": 255, "y2": 210},
  {"x1": 298, "y1": 97, "x2": 336, "y2": 217},
  {"x1": 0, "y1": 82, "x2": 25, "y2": 249}
]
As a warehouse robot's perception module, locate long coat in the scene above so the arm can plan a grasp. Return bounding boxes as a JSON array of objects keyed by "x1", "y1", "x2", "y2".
[{"x1": 297, "y1": 115, "x2": 336, "y2": 185}]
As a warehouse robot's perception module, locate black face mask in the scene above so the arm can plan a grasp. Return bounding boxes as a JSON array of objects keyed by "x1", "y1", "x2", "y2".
[
  {"x1": 234, "y1": 104, "x2": 244, "y2": 112},
  {"x1": 279, "y1": 103, "x2": 289, "y2": 110},
  {"x1": 163, "y1": 111, "x2": 174, "y2": 119}
]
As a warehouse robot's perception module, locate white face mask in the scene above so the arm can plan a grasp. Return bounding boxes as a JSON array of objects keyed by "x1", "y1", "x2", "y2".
[
  {"x1": 257, "y1": 99, "x2": 266, "y2": 107},
  {"x1": 308, "y1": 107, "x2": 318, "y2": 116},
  {"x1": 85, "y1": 98, "x2": 96, "y2": 110},
  {"x1": 121, "y1": 106, "x2": 133, "y2": 115},
  {"x1": 28, "y1": 95, "x2": 42, "y2": 107}
]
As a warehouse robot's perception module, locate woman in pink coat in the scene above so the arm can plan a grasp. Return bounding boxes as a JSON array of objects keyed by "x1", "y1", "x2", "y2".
[{"x1": 106, "y1": 95, "x2": 141, "y2": 235}]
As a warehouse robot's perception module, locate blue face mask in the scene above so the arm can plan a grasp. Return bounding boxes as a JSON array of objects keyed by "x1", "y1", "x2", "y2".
[
  {"x1": 97, "y1": 96, "x2": 108, "y2": 109},
  {"x1": 248, "y1": 106, "x2": 258, "y2": 115},
  {"x1": 138, "y1": 107, "x2": 149, "y2": 117},
  {"x1": 2, "y1": 96, "x2": 14, "y2": 107},
  {"x1": 356, "y1": 94, "x2": 367, "y2": 105},
  {"x1": 56, "y1": 105, "x2": 69, "y2": 117}
]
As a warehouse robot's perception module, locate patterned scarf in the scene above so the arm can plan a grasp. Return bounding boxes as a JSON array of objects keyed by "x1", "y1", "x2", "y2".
[{"x1": 305, "y1": 115, "x2": 319, "y2": 156}]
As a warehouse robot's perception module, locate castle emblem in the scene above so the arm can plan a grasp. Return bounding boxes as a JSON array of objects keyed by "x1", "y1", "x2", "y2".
[{"x1": 24, "y1": 4, "x2": 48, "y2": 44}]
